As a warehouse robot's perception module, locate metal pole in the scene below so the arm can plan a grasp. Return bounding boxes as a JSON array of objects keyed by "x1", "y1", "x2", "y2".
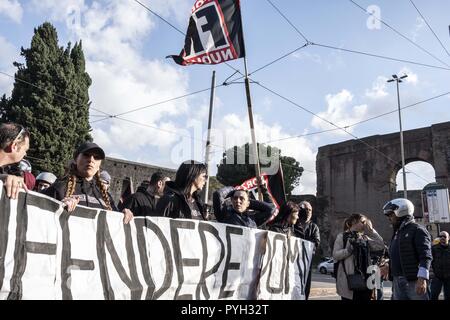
[
  {"x1": 203, "y1": 71, "x2": 216, "y2": 204},
  {"x1": 396, "y1": 80, "x2": 408, "y2": 199},
  {"x1": 239, "y1": 2, "x2": 263, "y2": 200},
  {"x1": 243, "y1": 57, "x2": 263, "y2": 200}
]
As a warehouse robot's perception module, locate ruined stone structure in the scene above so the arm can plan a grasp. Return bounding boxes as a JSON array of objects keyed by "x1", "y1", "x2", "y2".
[
  {"x1": 316, "y1": 121, "x2": 450, "y2": 255},
  {"x1": 102, "y1": 157, "x2": 176, "y2": 203}
]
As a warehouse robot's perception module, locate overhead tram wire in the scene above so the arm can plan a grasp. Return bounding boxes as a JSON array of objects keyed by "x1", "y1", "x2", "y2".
[
  {"x1": 0, "y1": 70, "x2": 111, "y2": 117},
  {"x1": 261, "y1": 1, "x2": 450, "y2": 72},
  {"x1": 348, "y1": 0, "x2": 450, "y2": 68},
  {"x1": 265, "y1": 0, "x2": 310, "y2": 43},
  {"x1": 132, "y1": 1, "x2": 431, "y2": 183},
  {"x1": 253, "y1": 81, "x2": 432, "y2": 184},
  {"x1": 263, "y1": 91, "x2": 450, "y2": 144},
  {"x1": 409, "y1": 0, "x2": 450, "y2": 58},
  {"x1": 310, "y1": 43, "x2": 450, "y2": 71}
]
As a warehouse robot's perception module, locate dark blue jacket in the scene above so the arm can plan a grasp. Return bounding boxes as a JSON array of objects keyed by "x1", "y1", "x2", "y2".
[{"x1": 389, "y1": 217, "x2": 432, "y2": 281}]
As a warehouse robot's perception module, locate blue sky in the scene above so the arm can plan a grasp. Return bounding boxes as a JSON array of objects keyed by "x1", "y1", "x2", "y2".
[{"x1": 1, "y1": 0, "x2": 449, "y2": 194}]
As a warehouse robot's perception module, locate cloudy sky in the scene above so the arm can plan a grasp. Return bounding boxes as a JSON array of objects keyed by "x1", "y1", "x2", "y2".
[{"x1": 1, "y1": 0, "x2": 449, "y2": 194}]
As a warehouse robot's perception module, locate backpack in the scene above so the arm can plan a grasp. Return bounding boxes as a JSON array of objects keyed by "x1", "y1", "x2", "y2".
[{"x1": 332, "y1": 232, "x2": 350, "y2": 278}]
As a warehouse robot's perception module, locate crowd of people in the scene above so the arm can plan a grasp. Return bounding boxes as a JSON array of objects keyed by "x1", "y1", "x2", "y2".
[{"x1": 1, "y1": 122, "x2": 449, "y2": 301}]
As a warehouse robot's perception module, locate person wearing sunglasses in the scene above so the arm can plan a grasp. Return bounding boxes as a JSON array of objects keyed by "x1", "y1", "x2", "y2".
[
  {"x1": 430, "y1": 231, "x2": 450, "y2": 300},
  {"x1": 43, "y1": 141, "x2": 133, "y2": 224},
  {"x1": 0, "y1": 122, "x2": 30, "y2": 199}
]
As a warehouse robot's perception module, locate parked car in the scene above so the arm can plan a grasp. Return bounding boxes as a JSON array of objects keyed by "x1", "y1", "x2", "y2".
[{"x1": 317, "y1": 258, "x2": 334, "y2": 274}]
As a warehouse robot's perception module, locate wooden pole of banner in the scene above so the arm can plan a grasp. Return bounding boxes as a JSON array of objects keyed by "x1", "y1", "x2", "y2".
[
  {"x1": 203, "y1": 70, "x2": 216, "y2": 205},
  {"x1": 243, "y1": 58, "x2": 263, "y2": 201}
]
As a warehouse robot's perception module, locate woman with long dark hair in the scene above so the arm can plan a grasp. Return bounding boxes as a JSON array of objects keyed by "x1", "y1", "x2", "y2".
[
  {"x1": 44, "y1": 141, "x2": 133, "y2": 223},
  {"x1": 268, "y1": 201, "x2": 299, "y2": 236},
  {"x1": 155, "y1": 160, "x2": 208, "y2": 220}
]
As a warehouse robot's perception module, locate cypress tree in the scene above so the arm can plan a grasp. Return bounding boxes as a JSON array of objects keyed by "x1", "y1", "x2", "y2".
[{"x1": 5, "y1": 22, "x2": 92, "y2": 176}]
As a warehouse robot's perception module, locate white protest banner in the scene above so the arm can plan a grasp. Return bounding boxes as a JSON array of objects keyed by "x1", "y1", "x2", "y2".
[{"x1": 0, "y1": 181, "x2": 312, "y2": 300}]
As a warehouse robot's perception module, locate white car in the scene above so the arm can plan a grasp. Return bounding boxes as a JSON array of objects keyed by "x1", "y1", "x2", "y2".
[{"x1": 317, "y1": 258, "x2": 334, "y2": 274}]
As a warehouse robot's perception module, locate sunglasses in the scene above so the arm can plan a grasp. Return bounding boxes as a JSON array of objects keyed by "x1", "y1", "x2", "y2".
[{"x1": 13, "y1": 126, "x2": 27, "y2": 143}]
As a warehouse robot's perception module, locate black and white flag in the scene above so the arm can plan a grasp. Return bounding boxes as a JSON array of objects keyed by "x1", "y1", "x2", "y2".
[{"x1": 168, "y1": 0, "x2": 245, "y2": 65}]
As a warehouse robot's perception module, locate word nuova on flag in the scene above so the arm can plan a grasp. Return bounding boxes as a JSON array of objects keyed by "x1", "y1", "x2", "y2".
[{"x1": 168, "y1": 0, "x2": 245, "y2": 65}]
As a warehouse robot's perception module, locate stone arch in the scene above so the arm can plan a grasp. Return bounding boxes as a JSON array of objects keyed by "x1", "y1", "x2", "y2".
[
  {"x1": 393, "y1": 160, "x2": 436, "y2": 192},
  {"x1": 316, "y1": 121, "x2": 450, "y2": 255}
]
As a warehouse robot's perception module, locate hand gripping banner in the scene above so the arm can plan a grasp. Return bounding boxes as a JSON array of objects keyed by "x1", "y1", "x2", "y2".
[
  {"x1": 0, "y1": 181, "x2": 313, "y2": 300},
  {"x1": 168, "y1": 0, "x2": 245, "y2": 65}
]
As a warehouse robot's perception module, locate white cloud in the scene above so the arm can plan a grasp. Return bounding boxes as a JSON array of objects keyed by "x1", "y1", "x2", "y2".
[
  {"x1": 365, "y1": 76, "x2": 389, "y2": 99},
  {"x1": 210, "y1": 114, "x2": 317, "y2": 194},
  {"x1": 411, "y1": 16, "x2": 425, "y2": 42},
  {"x1": 292, "y1": 51, "x2": 322, "y2": 64},
  {"x1": 399, "y1": 67, "x2": 418, "y2": 85},
  {"x1": 29, "y1": 1, "x2": 192, "y2": 166},
  {"x1": 311, "y1": 89, "x2": 368, "y2": 133},
  {"x1": 0, "y1": 0, "x2": 23, "y2": 23},
  {"x1": 0, "y1": 35, "x2": 18, "y2": 95}
]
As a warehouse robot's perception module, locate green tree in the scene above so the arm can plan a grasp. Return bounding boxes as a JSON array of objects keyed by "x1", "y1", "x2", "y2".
[
  {"x1": 216, "y1": 143, "x2": 304, "y2": 195},
  {"x1": 4, "y1": 22, "x2": 92, "y2": 175},
  {"x1": 0, "y1": 94, "x2": 9, "y2": 122}
]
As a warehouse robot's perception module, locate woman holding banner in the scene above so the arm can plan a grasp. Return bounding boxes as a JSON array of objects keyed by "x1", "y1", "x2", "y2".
[
  {"x1": 44, "y1": 141, "x2": 133, "y2": 224},
  {"x1": 155, "y1": 160, "x2": 208, "y2": 220},
  {"x1": 267, "y1": 201, "x2": 299, "y2": 236}
]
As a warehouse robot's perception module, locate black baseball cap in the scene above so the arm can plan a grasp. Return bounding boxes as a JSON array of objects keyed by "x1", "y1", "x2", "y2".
[{"x1": 73, "y1": 142, "x2": 105, "y2": 160}]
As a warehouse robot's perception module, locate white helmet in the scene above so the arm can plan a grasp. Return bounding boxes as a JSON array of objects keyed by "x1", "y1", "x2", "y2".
[
  {"x1": 383, "y1": 198, "x2": 414, "y2": 217},
  {"x1": 36, "y1": 172, "x2": 57, "y2": 185}
]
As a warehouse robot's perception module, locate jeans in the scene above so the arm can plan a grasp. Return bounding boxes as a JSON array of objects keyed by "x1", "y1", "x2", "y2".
[
  {"x1": 392, "y1": 276, "x2": 429, "y2": 300},
  {"x1": 430, "y1": 277, "x2": 450, "y2": 300}
]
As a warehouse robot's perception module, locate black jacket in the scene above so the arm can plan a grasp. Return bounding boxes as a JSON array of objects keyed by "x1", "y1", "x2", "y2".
[
  {"x1": 268, "y1": 223, "x2": 295, "y2": 237},
  {"x1": 213, "y1": 186, "x2": 277, "y2": 229},
  {"x1": 389, "y1": 217, "x2": 432, "y2": 281},
  {"x1": 44, "y1": 176, "x2": 118, "y2": 211},
  {"x1": 122, "y1": 185, "x2": 159, "y2": 217},
  {"x1": 155, "y1": 181, "x2": 207, "y2": 220},
  {"x1": 294, "y1": 221, "x2": 320, "y2": 249},
  {"x1": 431, "y1": 244, "x2": 450, "y2": 279}
]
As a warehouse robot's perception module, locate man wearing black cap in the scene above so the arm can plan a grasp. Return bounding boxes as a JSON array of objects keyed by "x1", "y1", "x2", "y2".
[{"x1": 44, "y1": 141, "x2": 133, "y2": 224}]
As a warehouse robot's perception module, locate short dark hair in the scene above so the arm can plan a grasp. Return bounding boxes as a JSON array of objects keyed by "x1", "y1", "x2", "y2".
[
  {"x1": 174, "y1": 160, "x2": 207, "y2": 196},
  {"x1": 0, "y1": 123, "x2": 30, "y2": 149},
  {"x1": 149, "y1": 171, "x2": 166, "y2": 185}
]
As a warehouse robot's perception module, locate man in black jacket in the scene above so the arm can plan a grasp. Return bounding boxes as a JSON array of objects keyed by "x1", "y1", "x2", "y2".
[
  {"x1": 213, "y1": 184, "x2": 277, "y2": 229},
  {"x1": 122, "y1": 171, "x2": 169, "y2": 217},
  {"x1": 294, "y1": 200, "x2": 320, "y2": 300},
  {"x1": 381, "y1": 198, "x2": 432, "y2": 300},
  {"x1": 431, "y1": 231, "x2": 450, "y2": 300}
]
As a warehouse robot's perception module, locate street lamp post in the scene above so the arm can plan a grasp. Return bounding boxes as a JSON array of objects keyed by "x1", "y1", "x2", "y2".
[{"x1": 387, "y1": 74, "x2": 408, "y2": 199}]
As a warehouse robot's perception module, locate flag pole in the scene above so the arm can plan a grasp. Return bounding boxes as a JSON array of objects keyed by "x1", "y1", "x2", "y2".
[
  {"x1": 240, "y1": 2, "x2": 263, "y2": 201},
  {"x1": 203, "y1": 70, "x2": 216, "y2": 205},
  {"x1": 243, "y1": 59, "x2": 263, "y2": 200}
]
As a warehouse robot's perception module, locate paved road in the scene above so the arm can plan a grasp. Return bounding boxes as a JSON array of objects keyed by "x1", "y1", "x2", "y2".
[{"x1": 309, "y1": 271, "x2": 392, "y2": 300}]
